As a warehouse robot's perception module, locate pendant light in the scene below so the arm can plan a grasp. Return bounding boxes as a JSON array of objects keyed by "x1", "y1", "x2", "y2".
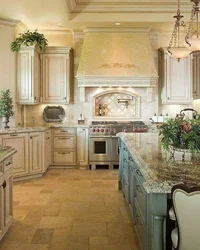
[
  {"x1": 185, "y1": 0, "x2": 200, "y2": 51},
  {"x1": 167, "y1": 0, "x2": 191, "y2": 61}
]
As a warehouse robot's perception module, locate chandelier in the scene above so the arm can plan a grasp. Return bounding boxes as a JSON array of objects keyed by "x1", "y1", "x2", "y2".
[
  {"x1": 167, "y1": 0, "x2": 191, "y2": 61},
  {"x1": 185, "y1": 0, "x2": 200, "y2": 51}
]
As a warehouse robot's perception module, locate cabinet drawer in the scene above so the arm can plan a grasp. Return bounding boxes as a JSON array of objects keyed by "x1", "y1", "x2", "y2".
[
  {"x1": 134, "y1": 202, "x2": 145, "y2": 250},
  {"x1": 53, "y1": 151, "x2": 76, "y2": 164},
  {"x1": 54, "y1": 136, "x2": 75, "y2": 149},
  {"x1": 53, "y1": 128, "x2": 76, "y2": 135},
  {"x1": 135, "y1": 176, "x2": 146, "y2": 221},
  {"x1": 3, "y1": 158, "x2": 13, "y2": 172}
]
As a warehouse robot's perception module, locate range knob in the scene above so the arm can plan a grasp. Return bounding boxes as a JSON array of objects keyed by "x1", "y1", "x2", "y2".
[
  {"x1": 101, "y1": 129, "x2": 104, "y2": 132},
  {"x1": 97, "y1": 129, "x2": 100, "y2": 132},
  {"x1": 92, "y1": 129, "x2": 95, "y2": 132},
  {"x1": 110, "y1": 129, "x2": 114, "y2": 133},
  {"x1": 105, "y1": 129, "x2": 109, "y2": 133},
  {"x1": 123, "y1": 129, "x2": 127, "y2": 133}
]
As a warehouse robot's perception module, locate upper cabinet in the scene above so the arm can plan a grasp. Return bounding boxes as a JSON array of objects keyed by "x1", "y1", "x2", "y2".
[
  {"x1": 158, "y1": 48, "x2": 192, "y2": 104},
  {"x1": 41, "y1": 47, "x2": 73, "y2": 104},
  {"x1": 17, "y1": 46, "x2": 40, "y2": 105},
  {"x1": 192, "y1": 51, "x2": 200, "y2": 99}
]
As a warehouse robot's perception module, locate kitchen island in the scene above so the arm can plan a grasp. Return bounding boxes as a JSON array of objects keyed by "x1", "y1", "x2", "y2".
[{"x1": 118, "y1": 132, "x2": 200, "y2": 250}]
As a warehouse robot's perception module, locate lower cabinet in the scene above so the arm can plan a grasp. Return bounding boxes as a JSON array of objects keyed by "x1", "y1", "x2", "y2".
[
  {"x1": 52, "y1": 128, "x2": 77, "y2": 166},
  {"x1": 0, "y1": 131, "x2": 47, "y2": 180},
  {"x1": 0, "y1": 156, "x2": 14, "y2": 241},
  {"x1": 0, "y1": 133, "x2": 29, "y2": 177},
  {"x1": 77, "y1": 128, "x2": 88, "y2": 167}
]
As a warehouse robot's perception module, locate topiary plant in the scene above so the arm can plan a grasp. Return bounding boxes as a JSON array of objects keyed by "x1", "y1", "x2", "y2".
[
  {"x1": 0, "y1": 89, "x2": 14, "y2": 118},
  {"x1": 11, "y1": 30, "x2": 48, "y2": 52}
]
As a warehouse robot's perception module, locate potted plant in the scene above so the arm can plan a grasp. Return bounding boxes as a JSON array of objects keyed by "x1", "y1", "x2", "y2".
[
  {"x1": 0, "y1": 89, "x2": 14, "y2": 129},
  {"x1": 11, "y1": 30, "x2": 48, "y2": 52},
  {"x1": 159, "y1": 117, "x2": 200, "y2": 161}
]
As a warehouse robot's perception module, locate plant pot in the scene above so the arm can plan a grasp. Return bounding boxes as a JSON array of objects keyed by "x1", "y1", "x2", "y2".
[
  {"x1": 2, "y1": 116, "x2": 9, "y2": 129},
  {"x1": 169, "y1": 146, "x2": 200, "y2": 163}
]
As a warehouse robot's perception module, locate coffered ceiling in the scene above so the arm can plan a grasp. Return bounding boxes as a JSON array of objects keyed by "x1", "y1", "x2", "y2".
[{"x1": 0, "y1": 0, "x2": 194, "y2": 31}]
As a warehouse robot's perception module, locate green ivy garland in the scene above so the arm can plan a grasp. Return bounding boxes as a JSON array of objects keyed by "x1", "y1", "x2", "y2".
[{"x1": 11, "y1": 30, "x2": 48, "y2": 52}]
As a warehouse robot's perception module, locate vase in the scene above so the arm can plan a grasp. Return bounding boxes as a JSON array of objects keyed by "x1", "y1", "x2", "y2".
[
  {"x1": 2, "y1": 116, "x2": 9, "y2": 129},
  {"x1": 169, "y1": 146, "x2": 200, "y2": 163}
]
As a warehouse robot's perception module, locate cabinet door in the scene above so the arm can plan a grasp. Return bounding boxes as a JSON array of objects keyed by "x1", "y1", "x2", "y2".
[
  {"x1": 3, "y1": 172, "x2": 13, "y2": 229},
  {"x1": 17, "y1": 47, "x2": 40, "y2": 104},
  {"x1": 44, "y1": 130, "x2": 51, "y2": 171},
  {"x1": 192, "y1": 52, "x2": 200, "y2": 99},
  {"x1": 42, "y1": 54, "x2": 69, "y2": 103},
  {"x1": 29, "y1": 132, "x2": 42, "y2": 174},
  {"x1": 0, "y1": 175, "x2": 4, "y2": 240},
  {"x1": 160, "y1": 49, "x2": 192, "y2": 104},
  {"x1": 0, "y1": 134, "x2": 29, "y2": 177},
  {"x1": 77, "y1": 128, "x2": 88, "y2": 167}
]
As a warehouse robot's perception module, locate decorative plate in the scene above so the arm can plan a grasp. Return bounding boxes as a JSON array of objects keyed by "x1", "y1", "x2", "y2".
[{"x1": 43, "y1": 106, "x2": 65, "y2": 122}]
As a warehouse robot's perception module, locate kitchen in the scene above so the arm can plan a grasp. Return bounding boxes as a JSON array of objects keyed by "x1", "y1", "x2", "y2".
[{"x1": 0, "y1": 0, "x2": 200, "y2": 249}]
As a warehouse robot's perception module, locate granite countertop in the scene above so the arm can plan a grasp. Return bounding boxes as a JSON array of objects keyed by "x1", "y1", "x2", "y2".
[
  {"x1": 0, "y1": 123, "x2": 89, "y2": 134},
  {"x1": 118, "y1": 132, "x2": 200, "y2": 193},
  {"x1": 0, "y1": 146, "x2": 17, "y2": 164}
]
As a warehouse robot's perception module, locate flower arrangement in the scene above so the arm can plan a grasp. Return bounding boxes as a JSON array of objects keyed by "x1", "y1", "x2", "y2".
[
  {"x1": 11, "y1": 30, "x2": 48, "y2": 52},
  {"x1": 159, "y1": 117, "x2": 200, "y2": 152}
]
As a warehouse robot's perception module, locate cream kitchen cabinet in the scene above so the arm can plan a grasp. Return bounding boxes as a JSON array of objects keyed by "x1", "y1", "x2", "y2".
[
  {"x1": 41, "y1": 47, "x2": 73, "y2": 104},
  {"x1": 158, "y1": 48, "x2": 192, "y2": 104},
  {"x1": 42, "y1": 129, "x2": 52, "y2": 172},
  {"x1": 77, "y1": 128, "x2": 88, "y2": 167},
  {"x1": 52, "y1": 128, "x2": 76, "y2": 166},
  {"x1": 29, "y1": 132, "x2": 42, "y2": 174},
  {"x1": 17, "y1": 46, "x2": 40, "y2": 104},
  {"x1": 0, "y1": 133, "x2": 29, "y2": 177},
  {"x1": 0, "y1": 156, "x2": 14, "y2": 241},
  {"x1": 192, "y1": 51, "x2": 200, "y2": 99}
]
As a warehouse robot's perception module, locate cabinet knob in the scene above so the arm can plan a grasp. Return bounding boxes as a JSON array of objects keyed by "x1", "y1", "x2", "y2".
[
  {"x1": 30, "y1": 136, "x2": 32, "y2": 139},
  {"x1": 34, "y1": 96, "x2": 37, "y2": 100},
  {"x1": 64, "y1": 97, "x2": 67, "y2": 99},
  {"x1": 2, "y1": 181, "x2": 6, "y2": 189},
  {"x1": 194, "y1": 91, "x2": 197, "y2": 94}
]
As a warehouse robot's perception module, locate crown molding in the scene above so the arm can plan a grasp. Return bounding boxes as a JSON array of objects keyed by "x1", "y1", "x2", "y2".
[
  {"x1": 0, "y1": 18, "x2": 20, "y2": 27},
  {"x1": 72, "y1": 30, "x2": 85, "y2": 38},
  {"x1": 32, "y1": 29, "x2": 72, "y2": 35},
  {"x1": 83, "y1": 27, "x2": 151, "y2": 33}
]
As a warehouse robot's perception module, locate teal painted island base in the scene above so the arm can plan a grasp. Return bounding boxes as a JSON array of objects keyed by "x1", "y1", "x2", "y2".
[{"x1": 118, "y1": 133, "x2": 200, "y2": 250}]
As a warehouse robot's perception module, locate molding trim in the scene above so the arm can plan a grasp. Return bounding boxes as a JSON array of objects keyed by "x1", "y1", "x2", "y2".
[
  {"x1": 76, "y1": 76, "x2": 158, "y2": 87},
  {"x1": 83, "y1": 27, "x2": 150, "y2": 33},
  {"x1": 0, "y1": 18, "x2": 20, "y2": 27},
  {"x1": 33, "y1": 29, "x2": 72, "y2": 35}
]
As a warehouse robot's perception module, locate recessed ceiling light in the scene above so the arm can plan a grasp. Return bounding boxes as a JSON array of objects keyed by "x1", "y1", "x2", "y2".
[
  {"x1": 115, "y1": 23, "x2": 121, "y2": 26},
  {"x1": 57, "y1": 22, "x2": 63, "y2": 27}
]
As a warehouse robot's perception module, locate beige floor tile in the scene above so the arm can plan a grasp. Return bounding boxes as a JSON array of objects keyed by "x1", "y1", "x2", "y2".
[
  {"x1": 0, "y1": 243, "x2": 49, "y2": 250},
  {"x1": 89, "y1": 236, "x2": 108, "y2": 245},
  {"x1": 31, "y1": 228, "x2": 54, "y2": 244},
  {"x1": 72, "y1": 223, "x2": 107, "y2": 237},
  {"x1": 39, "y1": 216, "x2": 74, "y2": 228},
  {"x1": 51, "y1": 228, "x2": 72, "y2": 244}
]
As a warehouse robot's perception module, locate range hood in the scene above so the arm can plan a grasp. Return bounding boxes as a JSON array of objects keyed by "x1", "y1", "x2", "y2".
[{"x1": 76, "y1": 28, "x2": 158, "y2": 89}]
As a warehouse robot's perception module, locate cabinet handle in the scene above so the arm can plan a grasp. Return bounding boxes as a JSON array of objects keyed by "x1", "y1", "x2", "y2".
[
  {"x1": 60, "y1": 130, "x2": 68, "y2": 132},
  {"x1": 136, "y1": 169, "x2": 143, "y2": 177},
  {"x1": 136, "y1": 215, "x2": 143, "y2": 226},
  {"x1": 5, "y1": 161, "x2": 11, "y2": 167},
  {"x1": 58, "y1": 152, "x2": 70, "y2": 154},
  {"x1": 2, "y1": 181, "x2": 6, "y2": 189},
  {"x1": 124, "y1": 147, "x2": 127, "y2": 151},
  {"x1": 124, "y1": 158, "x2": 127, "y2": 162},
  {"x1": 64, "y1": 97, "x2": 67, "y2": 99},
  {"x1": 10, "y1": 134, "x2": 18, "y2": 137},
  {"x1": 129, "y1": 157, "x2": 133, "y2": 162},
  {"x1": 136, "y1": 184, "x2": 143, "y2": 193},
  {"x1": 167, "y1": 97, "x2": 170, "y2": 100},
  {"x1": 58, "y1": 137, "x2": 70, "y2": 140}
]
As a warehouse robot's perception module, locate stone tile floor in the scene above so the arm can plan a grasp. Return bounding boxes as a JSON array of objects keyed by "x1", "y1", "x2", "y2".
[{"x1": 0, "y1": 169, "x2": 140, "y2": 250}]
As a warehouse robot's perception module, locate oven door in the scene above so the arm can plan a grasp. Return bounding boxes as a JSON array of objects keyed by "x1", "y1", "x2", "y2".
[
  {"x1": 110, "y1": 136, "x2": 119, "y2": 162},
  {"x1": 89, "y1": 136, "x2": 111, "y2": 162}
]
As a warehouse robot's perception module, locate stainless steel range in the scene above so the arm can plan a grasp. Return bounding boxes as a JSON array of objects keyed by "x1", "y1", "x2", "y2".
[{"x1": 89, "y1": 121, "x2": 148, "y2": 170}]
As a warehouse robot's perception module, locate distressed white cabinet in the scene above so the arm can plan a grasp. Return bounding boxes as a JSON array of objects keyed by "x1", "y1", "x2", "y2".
[
  {"x1": 159, "y1": 48, "x2": 192, "y2": 104},
  {"x1": 0, "y1": 156, "x2": 14, "y2": 241},
  {"x1": 52, "y1": 128, "x2": 76, "y2": 166},
  {"x1": 41, "y1": 47, "x2": 73, "y2": 104},
  {"x1": 77, "y1": 128, "x2": 88, "y2": 167},
  {"x1": 43, "y1": 129, "x2": 52, "y2": 172},
  {"x1": 17, "y1": 46, "x2": 40, "y2": 104},
  {"x1": 0, "y1": 133, "x2": 29, "y2": 177},
  {"x1": 192, "y1": 51, "x2": 200, "y2": 99},
  {"x1": 29, "y1": 132, "x2": 42, "y2": 174}
]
